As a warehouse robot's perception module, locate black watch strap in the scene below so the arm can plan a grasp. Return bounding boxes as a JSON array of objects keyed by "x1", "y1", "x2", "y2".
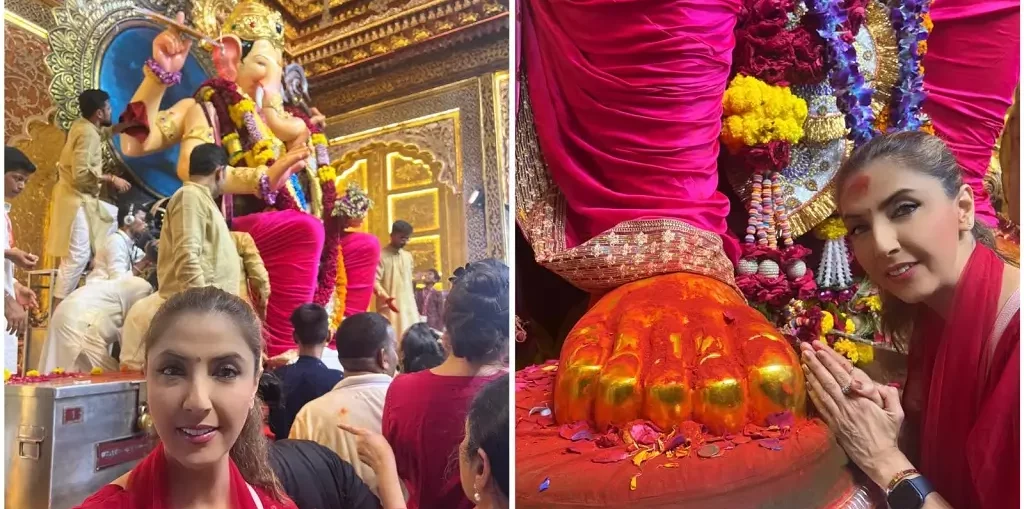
[{"x1": 887, "y1": 475, "x2": 934, "y2": 509}]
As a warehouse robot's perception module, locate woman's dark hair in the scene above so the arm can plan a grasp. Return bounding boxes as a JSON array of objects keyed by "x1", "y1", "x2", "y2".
[
  {"x1": 465, "y1": 375, "x2": 509, "y2": 499},
  {"x1": 835, "y1": 131, "x2": 1006, "y2": 347},
  {"x1": 443, "y1": 259, "x2": 509, "y2": 364},
  {"x1": 400, "y1": 323, "x2": 445, "y2": 373},
  {"x1": 143, "y1": 287, "x2": 286, "y2": 500}
]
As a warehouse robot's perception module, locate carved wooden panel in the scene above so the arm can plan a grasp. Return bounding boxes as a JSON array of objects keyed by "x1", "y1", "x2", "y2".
[{"x1": 388, "y1": 188, "x2": 440, "y2": 232}]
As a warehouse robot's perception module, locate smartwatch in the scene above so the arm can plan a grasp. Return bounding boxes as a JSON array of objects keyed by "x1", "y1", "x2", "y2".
[{"x1": 887, "y1": 475, "x2": 934, "y2": 509}]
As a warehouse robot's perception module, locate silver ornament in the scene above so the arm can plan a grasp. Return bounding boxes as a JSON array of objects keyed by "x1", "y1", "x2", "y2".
[
  {"x1": 786, "y1": 259, "x2": 807, "y2": 279},
  {"x1": 737, "y1": 258, "x2": 759, "y2": 276},
  {"x1": 757, "y1": 259, "x2": 780, "y2": 278}
]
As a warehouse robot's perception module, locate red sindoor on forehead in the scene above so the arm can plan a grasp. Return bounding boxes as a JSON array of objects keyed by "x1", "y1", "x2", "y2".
[{"x1": 844, "y1": 174, "x2": 870, "y2": 199}]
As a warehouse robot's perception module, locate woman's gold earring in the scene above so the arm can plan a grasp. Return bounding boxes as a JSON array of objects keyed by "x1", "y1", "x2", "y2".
[{"x1": 474, "y1": 492, "x2": 481, "y2": 502}]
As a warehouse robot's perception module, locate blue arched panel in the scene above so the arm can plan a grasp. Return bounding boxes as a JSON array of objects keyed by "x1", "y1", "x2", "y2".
[{"x1": 100, "y1": 26, "x2": 210, "y2": 197}]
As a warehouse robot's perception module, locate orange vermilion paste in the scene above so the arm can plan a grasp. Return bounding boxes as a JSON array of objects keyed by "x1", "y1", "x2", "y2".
[{"x1": 554, "y1": 272, "x2": 806, "y2": 435}]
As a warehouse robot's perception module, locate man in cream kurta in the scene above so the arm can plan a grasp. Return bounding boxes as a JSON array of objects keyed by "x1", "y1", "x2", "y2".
[
  {"x1": 38, "y1": 276, "x2": 152, "y2": 373},
  {"x1": 120, "y1": 144, "x2": 241, "y2": 371},
  {"x1": 375, "y1": 220, "x2": 420, "y2": 341},
  {"x1": 156, "y1": 144, "x2": 240, "y2": 299},
  {"x1": 46, "y1": 90, "x2": 134, "y2": 300},
  {"x1": 289, "y1": 313, "x2": 397, "y2": 494}
]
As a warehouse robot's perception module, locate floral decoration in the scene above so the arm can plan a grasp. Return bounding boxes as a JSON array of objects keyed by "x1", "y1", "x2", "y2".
[
  {"x1": 888, "y1": 0, "x2": 932, "y2": 132},
  {"x1": 733, "y1": 0, "x2": 827, "y2": 86},
  {"x1": 806, "y1": 0, "x2": 877, "y2": 147},
  {"x1": 722, "y1": 75, "x2": 808, "y2": 152}
]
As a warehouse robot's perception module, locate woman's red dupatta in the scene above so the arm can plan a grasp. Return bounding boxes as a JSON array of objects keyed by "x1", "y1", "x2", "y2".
[
  {"x1": 904, "y1": 245, "x2": 1019, "y2": 509},
  {"x1": 123, "y1": 442, "x2": 272, "y2": 509}
]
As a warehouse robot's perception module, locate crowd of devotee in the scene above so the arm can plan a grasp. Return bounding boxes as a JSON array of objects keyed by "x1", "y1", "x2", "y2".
[{"x1": 4, "y1": 86, "x2": 509, "y2": 509}]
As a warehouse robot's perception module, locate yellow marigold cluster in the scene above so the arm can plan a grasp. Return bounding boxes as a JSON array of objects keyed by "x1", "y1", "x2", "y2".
[
  {"x1": 721, "y1": 75, "x2": 807, "y2": 152},
  {"x1": 855, "y1": 343, "x2": 874, "y2": 365},
  {"x1": 819, "y1": 310, "x2": 835, "y2": 341},
  {"x1": 813, "y1": 216, "x2": 848, "y2": 241},
  {"x1": 858, "y1": 295, "x2": 882, "y2": 313},
  {"x1": 832, "y1": 339, "x2": 860, "y2": 363},
  {"x1": 330, "y1": 248, "x2": 348, "y2": 332}
]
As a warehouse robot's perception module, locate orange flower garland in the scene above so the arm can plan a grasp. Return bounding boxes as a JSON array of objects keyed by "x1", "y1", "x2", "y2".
[{"x1": 330, "y1": 245, "x2": 348, "y2": 331}]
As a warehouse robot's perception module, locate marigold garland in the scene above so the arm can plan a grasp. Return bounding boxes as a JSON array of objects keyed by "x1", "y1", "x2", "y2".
[
  {"x1": 722, "y1": 75, "x2": 808, "y2": 152},
  {"x1": 813, "y1": 216, "x2": 848, "y2": 240},
  {"x1": 330, "y1": 245, "x2": 348, "y2": 331}
]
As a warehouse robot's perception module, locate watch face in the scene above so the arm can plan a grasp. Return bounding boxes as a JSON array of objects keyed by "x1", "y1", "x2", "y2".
[{"x1": 887, "y1": 477, "x2": 932, "y2": 509}]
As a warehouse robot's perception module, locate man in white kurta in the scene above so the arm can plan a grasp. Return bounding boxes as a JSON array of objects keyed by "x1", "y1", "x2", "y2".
[
  {"x1": 46, "y1": 90, "x2": 134, "y2": 301},
  {"x1": 375, "y1": 220, "x2": 420, "y2": 341},
  {"x1": 38, "y1": 275, "x2": 152, "y2": 373},
  {"x1": 4, "y1": 147, "x2": 40, "y2": 373},
  {"x1": 86, "y1": 202, "x2": 149, "y2": 284}
]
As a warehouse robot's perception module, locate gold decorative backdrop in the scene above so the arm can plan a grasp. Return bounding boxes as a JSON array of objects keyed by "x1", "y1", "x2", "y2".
[
  {"x1": 5, "y1": 19, "x2": 61, "y2": 276},
  {"x1": 324, "y1": 74, "x2": 508, "y2": 283}
]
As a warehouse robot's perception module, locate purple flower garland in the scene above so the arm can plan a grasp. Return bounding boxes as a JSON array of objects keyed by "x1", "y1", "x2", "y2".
[
  {"x1": 807, "y1": 0, "x2": 878, "y2": 147},
  {"x1": 889, "y1": 0, "x2": 931, "y2": 131}
]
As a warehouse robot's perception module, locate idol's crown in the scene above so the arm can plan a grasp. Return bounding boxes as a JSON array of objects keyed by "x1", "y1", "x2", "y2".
[{"x1": 222, "y1": 1, "x2": 285, "y2": 51}]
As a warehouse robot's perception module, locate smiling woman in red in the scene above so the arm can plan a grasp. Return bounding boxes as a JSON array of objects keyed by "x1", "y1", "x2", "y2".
[
  {"x1": 803, "y1": 132, "x2": 1019, "y2": 509},
  {"x1": 74, "y1": 287, "x2": 296, "y2": 509}
]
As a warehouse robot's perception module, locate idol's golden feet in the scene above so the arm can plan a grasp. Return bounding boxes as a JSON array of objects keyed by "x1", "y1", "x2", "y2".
[{"x1": 554, "y1": 272, "x2": 806, "y2": 435}]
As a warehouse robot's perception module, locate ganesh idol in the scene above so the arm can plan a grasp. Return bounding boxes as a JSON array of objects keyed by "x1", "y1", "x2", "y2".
[{"x1": 118, "y1": 2, "x2": 334, "y2": 358}]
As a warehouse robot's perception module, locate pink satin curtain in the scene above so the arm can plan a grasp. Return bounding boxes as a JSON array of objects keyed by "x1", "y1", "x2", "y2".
[
  {"x1": 521, "y1": 0, "x2": 742, "y2": 262},
  {"x1": 340, "y1": 231, "x2": 381, "y2": 318},
  {"x1": 233, "y1": 210, "x2": 325, "y2": 357},
  {"x1": 922, "y1": 0, "x2": 1020, "y2": 227}
]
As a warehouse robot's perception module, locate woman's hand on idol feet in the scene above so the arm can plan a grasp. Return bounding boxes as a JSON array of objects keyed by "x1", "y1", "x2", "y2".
[
  {"x1": 152, "y1": 12, "x2": 193, "y2": 74},
  {"x1": 337, "y1": 422, "x2": 407, "y2": 509},
  {"x1": 267, "y1": 146, "x2": 310, "y2": 191},
  {"x1": 801, "y1": 346, "x2": 911, "y2": 488}
]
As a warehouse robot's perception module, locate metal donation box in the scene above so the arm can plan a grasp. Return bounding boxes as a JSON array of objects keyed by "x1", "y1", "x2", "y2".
[{"x1": 5, "y1": 375, "x2": 153, "y2": 509}]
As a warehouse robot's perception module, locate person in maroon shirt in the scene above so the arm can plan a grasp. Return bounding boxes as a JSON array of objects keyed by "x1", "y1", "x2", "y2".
[{"x1": 382, "y1": 259, "x2": 509, "y2": 509}]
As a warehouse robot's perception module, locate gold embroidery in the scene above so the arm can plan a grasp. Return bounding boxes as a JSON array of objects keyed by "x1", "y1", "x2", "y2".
[
  {"x1": 228, "y1": 165, "x2": 267, "y2": 195},
  {"x1": 183, "y1": 125, "x2": 215, "y2": 144},
  {"x1": 864, "y1": 0, "x2": 899, "y2": 118},
  {"x1": 803, "y1": 115, "x2": 847, "y2": 144},
  {"x1": 516, "y1": 73, "x2": 737, "y2": 294},
  {"x1": 155, "y1": 111, "x2": 180, "y2": 142}
]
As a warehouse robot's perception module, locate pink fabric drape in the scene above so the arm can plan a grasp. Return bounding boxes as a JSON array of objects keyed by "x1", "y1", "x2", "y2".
[
  {"x1": 522, "y1": 0, "x2": 742, "y2": 262},
  {"x1": 233, "y1": 210, "x2": 325, "y2": 357},
  {"x1": 340, "y1": 231, "x2": 381, "y2": 317},
  {"x1": 922, "y1": 0, "x2": 1019, "y2": 227}
]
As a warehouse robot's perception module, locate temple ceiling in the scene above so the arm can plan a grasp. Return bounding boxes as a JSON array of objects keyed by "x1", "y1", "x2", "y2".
[{"x1": 5, "y1": 0, "x2": 508, "y2": 83}]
